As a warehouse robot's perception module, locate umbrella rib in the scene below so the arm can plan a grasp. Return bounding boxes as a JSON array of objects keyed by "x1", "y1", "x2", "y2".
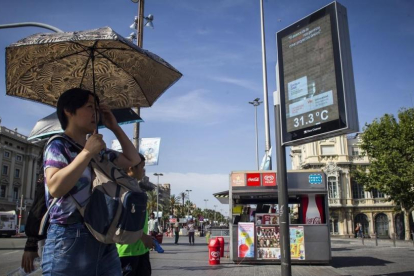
[{"x1": 92, "y1": 47, "x2": 150, "y2": 105}]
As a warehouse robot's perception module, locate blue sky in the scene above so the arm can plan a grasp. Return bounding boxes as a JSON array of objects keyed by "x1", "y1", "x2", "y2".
[{"x1": 1, "y1": 0, "x2": 413, "y2": 216}]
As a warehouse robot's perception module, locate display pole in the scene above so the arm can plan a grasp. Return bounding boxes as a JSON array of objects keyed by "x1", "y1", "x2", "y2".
[{"x1": 274, "y1": 90, "x2": 291, "y2": 276}]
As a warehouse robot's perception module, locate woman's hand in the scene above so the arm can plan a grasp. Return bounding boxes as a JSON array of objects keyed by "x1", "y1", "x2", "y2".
[
  {"x1": 21, "y1": 251, "x2": 39, "y2": 273},
  {"x1": 99, "y1": 104, "x2": 118, "y2": 131},
  {"x1": 84, "y1": 131, "x2": 106, "y2": 156}
]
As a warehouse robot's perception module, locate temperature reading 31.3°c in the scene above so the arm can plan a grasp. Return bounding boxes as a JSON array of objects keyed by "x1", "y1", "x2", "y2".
[{"x1": 293, "y1": 110, "x2": 329, "y2": 128}]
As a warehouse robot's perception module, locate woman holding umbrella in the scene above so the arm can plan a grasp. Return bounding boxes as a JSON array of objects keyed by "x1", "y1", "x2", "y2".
[{"x1": 42, "y1": 88, "x2": 141, "y2": 276}]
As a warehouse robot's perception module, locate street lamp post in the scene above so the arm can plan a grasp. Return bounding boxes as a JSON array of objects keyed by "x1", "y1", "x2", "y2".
[
  {"x1": 185, "y1": 189, "x2": 192, "y2": 216},
  {"x1": 213, "y1": 205, "x2": 218, "y2": 226},
  {"x1": 153, "y1": 173, "x2": 163, "y2": 219},
  {"x1": 129, "y1": 0, "x2": 154, "y2": 148},
  {"x1": 202, "y1": 199, "x2": 208, "y2": 237},
  {"x1": 259, "y1": 0, "x2": 272, "y2": 169},
  {"x1": 16, "y1": 194, "x2": 26, "y2": 234},
  {"x1": 249, "y1": 98, "x2": 263, "y2": 170}
]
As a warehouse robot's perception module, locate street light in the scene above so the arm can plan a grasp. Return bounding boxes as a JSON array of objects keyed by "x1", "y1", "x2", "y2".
[
  {"x1": 185, "y1": 189, "x2": 192, "y2": 216},
  {"x1": 153, "y1": 173, "x2": 163, "y2": 219},
  {"x1": 213, "y1": 205, "x2": 218, "y2": 226},
  {"x1": 249, "y1": 98, "x2": 263, "y2": 170},
  {"x1": 129, "y1": 0, "x2": 155, "y2": 148},
  {"x1": 130, "y1": 14, "x2": 154, "y2": 31},
  {"x1": 259, "y1": 0, "x2": 272, "y2": 170}
]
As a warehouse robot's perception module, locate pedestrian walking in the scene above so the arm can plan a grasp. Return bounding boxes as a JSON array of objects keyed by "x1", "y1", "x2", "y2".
[
  {"x1": 173, "y1": 221, "x2": 180, "y2": 244},
  {"x1": 148, "y1": 213, "x2": 159, "y2": 238},
  {"x1": 358, "y1": 223, "x2": 363, "y2": 238},
  {"x1": 41, "y1": 88, "x2": 142, "y2": 276},
  {"x1": 355, "y1": 223, "x2": 363, "y2": 238},
  {"x1": 117, "y1": 153, "x2": 154, "y2": 276},
  {"x1": 187, "y1": 219, "x2": 195, "y2": 245}
]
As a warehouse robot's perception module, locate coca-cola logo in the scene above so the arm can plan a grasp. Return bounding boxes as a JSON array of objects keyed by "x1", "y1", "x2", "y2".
[
  {"x1": 306, "y1": 217, "x2": 321, "y2": 224},
  {"x1": 264, "y1": 175, "x2": 274, "y2": 181},
  {"x1": 246, "y1": 173, "x2": 261, "y2": 186},
  {"x1": 210, "y1": 251, "x2": 220, "y2": 258}
]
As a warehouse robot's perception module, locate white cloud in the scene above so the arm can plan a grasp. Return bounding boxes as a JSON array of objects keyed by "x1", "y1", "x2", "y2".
[
  {"x1": 141, "y1": 89, "x2": 241, "y2": 124},
  {"x1": 210, "y1": 76, "x2": 260, "y2": 91},
  {"x1": 148, "y1": 172, "x2": 229, "y2": 214}
]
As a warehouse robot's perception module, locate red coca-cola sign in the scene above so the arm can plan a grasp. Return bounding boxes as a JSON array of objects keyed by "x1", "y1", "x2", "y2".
[
  {"x1": 262, "y1": 173, "x2": 276, "y2": 186},
  {"x1": 246, "y1": 173, "x2": 261, "y2": 186}
]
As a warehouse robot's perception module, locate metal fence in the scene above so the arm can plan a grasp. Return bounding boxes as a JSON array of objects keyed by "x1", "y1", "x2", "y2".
[{"x1": 210, "y1": 228, "x2": 230, "y2": 237}]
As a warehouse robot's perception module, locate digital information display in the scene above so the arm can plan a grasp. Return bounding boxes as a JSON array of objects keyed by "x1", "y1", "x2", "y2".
[
  {"x1": 282, "y1": 15, "x2": 338, "y2": 132},
  {"x1": 276, "y1": 2, "x2": 359, "y2": 146}
]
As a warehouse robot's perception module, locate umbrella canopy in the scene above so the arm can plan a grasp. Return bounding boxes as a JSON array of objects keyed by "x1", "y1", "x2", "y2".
[
  {"x1": 6, "y1": 26, "x2": 182, "y2": 109},
  {"x1": 28, "y1": 108, "x2": 143, "y2": 140}
]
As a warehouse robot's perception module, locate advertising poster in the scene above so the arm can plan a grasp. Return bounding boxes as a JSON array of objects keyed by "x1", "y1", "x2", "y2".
[
  {"x1": 289, "y1": 226, "x2": 305, "y2": 260},
  {"x1": 256, "y1": 226, "x2": 305, "y2": 260},
  {"x1": 111, "y1": 138, "x2": 161, "y2": 166},
  {"x1": 238, "y1": 223, "x2": 255, "y2": 258},
  {"x1": 231, "y1": 173, "x2": 245, "y2": 187},
  {"x1": 139, "y1": 137, "x2": 161, "y2": 166},
  {"x1": 256, "y1": 226, "x2": 280, "y2": 260}
]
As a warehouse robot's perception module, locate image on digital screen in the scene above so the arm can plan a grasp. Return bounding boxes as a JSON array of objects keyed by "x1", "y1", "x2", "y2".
[{"x1": 281, "y1": 14, "x2": 339, "y2": 132}]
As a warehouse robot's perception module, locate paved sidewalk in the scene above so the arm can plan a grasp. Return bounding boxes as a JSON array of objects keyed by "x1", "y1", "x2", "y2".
[{"x1": 150, "y1": 236, "x2": 346, "y2": 276}]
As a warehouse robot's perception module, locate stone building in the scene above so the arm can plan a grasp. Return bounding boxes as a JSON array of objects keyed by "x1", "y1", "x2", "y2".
[
  {"x1": 290, "y1": 133, "x2": 412, "y2": 239},
  {"x1": 0, "y1": 124, "x2": 43, "y2": 229}
]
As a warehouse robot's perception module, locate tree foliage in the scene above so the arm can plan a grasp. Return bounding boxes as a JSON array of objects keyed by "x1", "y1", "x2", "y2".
[{"x1": 354, "y1": 108, "x2": 414, "y2": 210}]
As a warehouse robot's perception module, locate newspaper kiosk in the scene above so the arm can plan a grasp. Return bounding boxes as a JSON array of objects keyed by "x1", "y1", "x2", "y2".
[{"x1": 229, "y1": 170, "x2": 331, "y2": 264}]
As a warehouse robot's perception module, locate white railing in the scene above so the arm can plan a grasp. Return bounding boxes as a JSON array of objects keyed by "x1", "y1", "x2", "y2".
[{"x1": 210, "y1": 229, "x2": 230, "y2": 237}]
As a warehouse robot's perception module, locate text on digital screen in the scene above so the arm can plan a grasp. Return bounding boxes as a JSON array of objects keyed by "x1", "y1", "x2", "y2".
[{"x1": 281, "y1": 15, "x2": 339, "y2": 133}]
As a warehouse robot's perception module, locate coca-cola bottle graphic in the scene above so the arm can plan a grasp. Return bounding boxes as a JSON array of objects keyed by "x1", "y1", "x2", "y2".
[{"x1": 302, "y1": 194, "x2": 323, "y2": 224}]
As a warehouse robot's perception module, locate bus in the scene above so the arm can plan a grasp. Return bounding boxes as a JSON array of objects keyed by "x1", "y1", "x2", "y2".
[{"x1": 0, "y1": 210, "x2": 17, "y2": 237}]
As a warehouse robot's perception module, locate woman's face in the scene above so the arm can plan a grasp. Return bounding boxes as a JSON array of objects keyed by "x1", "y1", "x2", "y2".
[{"x1": 67, "y1": 95, "x2": 98, "y2": 133}]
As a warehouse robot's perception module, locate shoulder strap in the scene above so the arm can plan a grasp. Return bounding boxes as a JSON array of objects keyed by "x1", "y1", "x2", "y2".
[
  {"x1": 47, "y1": 134, "x2": 83, "y2": 152},
  {"x1": 38, "y1": 198, "x2": 58, "y2": 236}
]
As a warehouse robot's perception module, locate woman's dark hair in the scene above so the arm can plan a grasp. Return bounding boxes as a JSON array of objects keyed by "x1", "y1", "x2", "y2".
[{"x1": 56, "y1": 88, "x2": 99, "y2": 130}]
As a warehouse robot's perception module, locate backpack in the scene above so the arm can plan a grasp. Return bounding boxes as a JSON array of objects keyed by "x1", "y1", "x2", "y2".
[
  {"x1": 40, "y1": 135, "x2": 148, "y2": 244},
  {"x1": 25, "y1": 180, "x2": 47, "y2": 240}
]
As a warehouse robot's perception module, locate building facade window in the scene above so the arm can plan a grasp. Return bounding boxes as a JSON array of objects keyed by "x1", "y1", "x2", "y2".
[
  {"x1": 321, "y1": 145, "x2": 335, "y2": 155},
  {"x1": 16, "y1": 155, "x2": 22, "y2": 162},
  {"x1": 15, "y1": 169, "x2": 20, "y2": 178},
  {"x1": 4, "y1": 151, "x2": 11, "y2": 158},
  {"x1": 0, "y1": 185, "x2": 6, "y2": 198},
  {"x1": 328, "y1": 176, "x2": 338, "y2": 198},
  {"x1": 375, "y1": 213, "x2": 389, "y2": 238},
  {"x1": 329, "y1": 218, "x2": 339, "y2": 234},
  {"x1": 351, "y1": 146, "x2": 360, "y2": 156},
  {"x1": 354, "y1": 213, "x2": 369, "y2": 236},
  {"x1": 352, "y1": 180, "x2": 365, "y2": 199},
  {"x1": 13, "y1": 187, "x2": 19, "y2": 200},
  {"x1": 2, "y1": 165, "x2": 9, "y2": 175},
  {"x1": 372, "y1": 189, "x2": 385, "y2": 198}
]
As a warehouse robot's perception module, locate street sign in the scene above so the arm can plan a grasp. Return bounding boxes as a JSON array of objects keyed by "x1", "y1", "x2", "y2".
[{"x1": 277, "y1": 1, "x2": 358, "y2": 146}]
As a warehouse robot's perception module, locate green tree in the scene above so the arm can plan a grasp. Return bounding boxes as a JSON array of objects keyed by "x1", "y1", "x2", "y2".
[
  {"x1": 169, "y1": 194, "x2": 180, "y2": 217},
  {"x1": 146, "y1": 190, "x2": 157, "y2": 215},
  {"x1": 354, "y1": 108, "x2": 414, "y2": 240}
]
